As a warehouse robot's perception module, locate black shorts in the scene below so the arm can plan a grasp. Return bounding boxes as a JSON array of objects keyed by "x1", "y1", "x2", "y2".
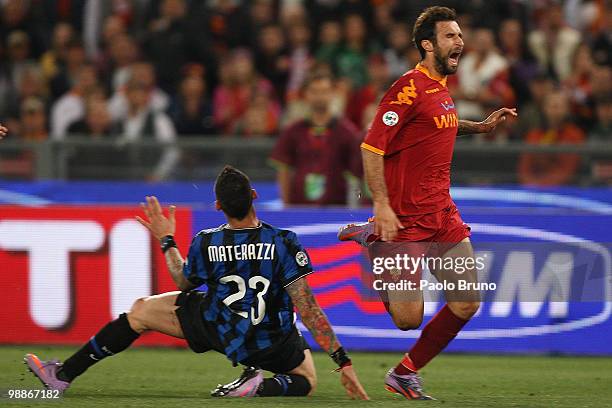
[{"x1": 175, "y1": 291, "x2": 310, "y2": 373}]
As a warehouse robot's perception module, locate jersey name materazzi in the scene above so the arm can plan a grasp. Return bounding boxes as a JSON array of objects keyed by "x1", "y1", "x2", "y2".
[{"x1": 207, "y1": 243, "x2": 276, "y2": 262}]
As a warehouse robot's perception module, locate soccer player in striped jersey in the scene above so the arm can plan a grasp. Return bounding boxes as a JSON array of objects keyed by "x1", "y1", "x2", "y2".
[{"x1": 25, "y1": 166, "x2": 368, "y2": 400}]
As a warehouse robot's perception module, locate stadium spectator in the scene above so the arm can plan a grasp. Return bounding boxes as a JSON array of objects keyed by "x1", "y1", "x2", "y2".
[
  {"x1": 213, "y1": 49, "x2": 279, "y2": 134},
  {"x1": 18, "y1": 97, "x2": 48, "y2": 142},
  {"x1": 203, "y1": 0, "x2": 249, "y2": 56},
  {"x1": 255, "y1": 24, "x2": 289, "y2": 100},
  {"x1": 335, "y1": 14, "x2": 377, "y2": 89},
  {"x1": 169, "y1": 66, "x2": 216, "y2": 136},
  {"x1": 105, "y1": 33, "x2": 139, "y2": 93},
  {"x1": 286, "y1": 22, "x2": 313, "y2": 102},
  {"x1": 39, "y1": 22, "x2": 75, "y2": 83},
  {"x1": 270, "y1": 72, "x2": 362, "y2": 206},
  {"x1": 0, "y1": 0, "x2": 47, "y2": 57},
  {"x1": 108, "y1": 61, "x2": 169, "y2": 122},
  {"x1": 6, "y1": 31, "x2": 34, "y2": 90},
  {"x1": 315, "y1": 20, "x2": 342, "y2": 67},
  {"x1": 0, "y1": 97, "x2": 47, "y2": 178},
  {"x1": 246, "y1": 0, "x2": 277, "y2": 46},
  {"x1": 68, "y1": 98, "x2": 116, "y2": 137},
  {"x1": 565, "y1": 43, "x2": 597, "y2": 129},
  {"x1": 49, "y1": 39, "x2": 88, "y2": 101},
  {"x1": 590, "y1": 6, "x2": 611, "y2": 66},
  {"x1": 232, "y1": 87, "x2": 280, "y2": 136},
  {"x1": 498, "y1": 19, "x2": 539, "y2": 106},
  {"x1": 384, "y1": 23, "x2": 412, "y2": 79},
  {"x1": 116, "y1": 78, "x2": 179, "y2": 181},
  {"x1": 50, "y1": 64, "x2": 99, "y2": 139},
  {"x1": 142, "y1": 0, "x2": 211, "y2": 93},
  {"x1": 514, "y1": 73, "x2": 555, "y2": 139},
  {"x1": 528, "y1": 3, "x2": 581, "y2": 81},
  {"x1": 589, "y1": 96, "x2": 612, "y2": 141},
  {"x1": 518, "y1": 90, "x2": 585, "y2": 186},
  {"x1": 454, "y1": 28, "x2": 514, "y2": 122},
  {"x1": 345, "y1": 54, "x2": 391, "y2": 129}
]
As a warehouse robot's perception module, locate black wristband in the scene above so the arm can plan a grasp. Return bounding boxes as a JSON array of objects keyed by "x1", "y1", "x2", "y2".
[
  {"x1": 330, "y1": 347, "x2": 352, "y2": 368},
  {"x1": 160, "y1": 235, "x2": 177, "y2": 253}
]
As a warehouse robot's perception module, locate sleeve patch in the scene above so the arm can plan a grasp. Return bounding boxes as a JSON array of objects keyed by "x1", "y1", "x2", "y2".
[{"x1": 382, "y1": 111, "x2": 399, "y2": 126}]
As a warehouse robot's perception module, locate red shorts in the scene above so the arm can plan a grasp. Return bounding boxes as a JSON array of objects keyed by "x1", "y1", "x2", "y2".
[
  {"x1": 396, "y1": 203, "x2": 470, "y2": 246},
  {"x1": 366, "y1": 204, "x2": 472, "y2": 309}
]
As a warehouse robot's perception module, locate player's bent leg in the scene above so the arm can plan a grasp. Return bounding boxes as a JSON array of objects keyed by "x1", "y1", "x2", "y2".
[
  {"x1": 126, "y1": 291, "x2": 184, "y2": 338},
  {"x1": 26, "y1": 291, "x2": 185, "y2": 391},
  {"x1": 435, "y1": 238, "x2": 481, "y2": 320},
  {"x1": 388, "y1": 300, "x2": 424, "y2": 331},
  {"x1": 288, "y1": 349, "x2": 317, "y2": 395}
]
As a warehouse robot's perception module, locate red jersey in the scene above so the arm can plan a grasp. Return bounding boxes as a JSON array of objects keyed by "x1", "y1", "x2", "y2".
[
  {"x1": 270, "y1": 118, "x2": 362, "y2": 205},
  {"x1": 362, "y1": 63, "x2": 459, "y2": 216}
]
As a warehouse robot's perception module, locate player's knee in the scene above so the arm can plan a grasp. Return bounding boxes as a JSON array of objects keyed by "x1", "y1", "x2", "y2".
[
  {"x1": 126, "y1": 297, "x2": 150, "y2": 333},
  {"x1": 451, "y1": 301, "x2": 480, "y2": 320},
  {"x1": 392, "y1": 314, "x2": 423, "y2": 331}
]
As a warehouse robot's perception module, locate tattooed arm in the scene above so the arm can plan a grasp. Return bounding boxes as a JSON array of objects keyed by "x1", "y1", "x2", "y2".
[
  {"x1": 164, "y1": 247, "x2": 195, "y2": 291},
  {"x1": 286, "y1": 276, "x2": 370, "y2": 399},
  {"x1": 286, "y1": 276, "x2": 340, "y2": 353},
  {"x1": 457, "y1": 108, "x2": 518, "y2": 136}
]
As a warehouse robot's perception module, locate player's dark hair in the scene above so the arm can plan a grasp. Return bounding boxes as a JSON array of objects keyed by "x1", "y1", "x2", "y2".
[
  {"x1": 412, "y1": 6, "x2": 457, "y2": 59},
  {"x1": 214, "y1": 165, "x2": 253, "y2": 220}
]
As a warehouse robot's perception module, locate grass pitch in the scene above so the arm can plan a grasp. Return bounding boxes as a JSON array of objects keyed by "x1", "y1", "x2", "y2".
[{"x1": 1, "y1": 346, "x2": 611, "y2": 407}]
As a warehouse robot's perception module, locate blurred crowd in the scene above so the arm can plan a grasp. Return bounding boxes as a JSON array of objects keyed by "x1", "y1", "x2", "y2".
[{"x1": 0, "y1": 0, "x2": 610, "y2": 186}]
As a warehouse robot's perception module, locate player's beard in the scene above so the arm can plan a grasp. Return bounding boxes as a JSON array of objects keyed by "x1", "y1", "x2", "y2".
[{"x1": 433, "y1": 45, "x2": 458, "y2": 76}]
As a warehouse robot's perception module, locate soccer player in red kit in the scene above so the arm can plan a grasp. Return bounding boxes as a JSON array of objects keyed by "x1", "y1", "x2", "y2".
[{"x1": 338, "y1": 6, "x2": 517, "y2": 400}]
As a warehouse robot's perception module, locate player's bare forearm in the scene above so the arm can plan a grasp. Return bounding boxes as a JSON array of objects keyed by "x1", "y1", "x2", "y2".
[
  {"x1": 164, "y1": 247, "x2": 193, "y2": 291},
  {"x1": 286, "y1": 277, "x2": 341, "y2": 354},
  {"x1": 458, "y1": 108, "x2": 517, "y2": 136},
  {"x1": 457, "y1": 119, "x2": 485, "y2": 136},
  {"x1": 361, "y1": 148, "x2": 389, "y2": 205}
]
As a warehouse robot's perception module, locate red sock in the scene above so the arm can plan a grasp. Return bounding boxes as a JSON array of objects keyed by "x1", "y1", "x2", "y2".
[{"x1": 394, "y1": 304, "x2": 468, "y2": 374}]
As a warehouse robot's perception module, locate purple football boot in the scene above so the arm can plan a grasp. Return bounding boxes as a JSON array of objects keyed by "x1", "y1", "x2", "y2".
[
  {"x1": 337, "y1": 217, "x2": 378, "y2": 247},
  {"x1": 384, "y1": 368, "x2": 434, "y2": 400},
  {"x1": 211, "y1": 366, "x2": 263, "y2": 397},
  {"x1": 24, "y1": 354, "x2": 70, "y2": 393}
]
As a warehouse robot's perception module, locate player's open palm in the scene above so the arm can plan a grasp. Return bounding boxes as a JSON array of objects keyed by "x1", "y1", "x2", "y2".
[
  {"x1": 340, "y1": 365, "x2": 370, "y2": 400},
  {"x1": 481, "y1": 107, "x2": 517, "y2": 132},
  {"x1": 136, "y1": 196, "x2": 176, "y2": 240}
]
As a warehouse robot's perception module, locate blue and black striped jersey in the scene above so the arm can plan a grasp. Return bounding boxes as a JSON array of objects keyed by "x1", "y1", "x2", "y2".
[{"x1": 182, "y1": 222, "x2": 313, "y2": 364}]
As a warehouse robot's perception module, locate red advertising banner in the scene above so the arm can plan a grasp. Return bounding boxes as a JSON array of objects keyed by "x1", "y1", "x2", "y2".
[{"x1": 0, "y1": 206, "x2": 192, "y2": 347}]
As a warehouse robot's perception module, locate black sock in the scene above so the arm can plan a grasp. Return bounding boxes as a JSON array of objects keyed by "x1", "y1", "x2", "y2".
[
  {"x1": 58, "y1": 313, "x2": 140, "y2": 382},
  {"x1": 256, "y1": 374, "x2": 311, "y2": 397}
]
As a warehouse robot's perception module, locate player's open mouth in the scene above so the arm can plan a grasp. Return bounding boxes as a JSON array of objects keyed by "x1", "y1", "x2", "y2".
[{"x1": 448, "y1": 51, "x2": 461, "y2": 66}]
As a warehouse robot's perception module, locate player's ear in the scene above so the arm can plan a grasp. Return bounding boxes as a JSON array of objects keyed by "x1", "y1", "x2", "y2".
[
  {"x1": 422, "y1": 39, "x2": 434, "y2": 53},
  {"x1": 251, "y1": 189, "x2": 258, "y2": 200},
  {"x1": 214, "y1": 200, "x2": 222, "y2": 211}
]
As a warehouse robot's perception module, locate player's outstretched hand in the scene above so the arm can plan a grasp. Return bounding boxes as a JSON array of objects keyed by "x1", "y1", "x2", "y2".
[
  {"x1": 136, "y1": 196, "x2": 176, "y2": 240},
  {"x1": 374, "y1": 201, "x2": 404, "y2": 242},
  {"x1": 339, "y1": 365, "x2": 370, "y2": 400},
  {"x1": 0, "y1": 123, "x2": 7, "y2": 139},
  {"x1": 480, "y1": 107, "x2": 517, "y2": 133}
]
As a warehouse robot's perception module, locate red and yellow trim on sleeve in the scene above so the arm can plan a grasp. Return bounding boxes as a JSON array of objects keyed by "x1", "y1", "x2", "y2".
[{"x1": 360, "y1": 142, "x2": 385, "y2": 156}]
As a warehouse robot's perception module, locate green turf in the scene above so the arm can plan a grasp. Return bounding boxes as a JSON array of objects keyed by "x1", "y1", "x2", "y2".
[{"x1": 1, "y1": 346, "x2": 611, "y2": 407}]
